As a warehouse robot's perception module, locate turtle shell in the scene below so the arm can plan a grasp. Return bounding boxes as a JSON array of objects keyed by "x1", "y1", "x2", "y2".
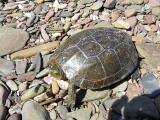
[{"x1": 52, "y1": 27, "x2": 138, "y2": 89}]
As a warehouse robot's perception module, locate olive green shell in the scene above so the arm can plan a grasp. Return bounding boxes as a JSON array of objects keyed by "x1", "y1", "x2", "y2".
[{"x1": 52, "y1": 28, "x2": 138, "y2": 89}]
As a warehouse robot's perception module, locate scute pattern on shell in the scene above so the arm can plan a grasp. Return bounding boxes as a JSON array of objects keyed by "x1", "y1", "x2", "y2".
[{"x1": 52, "y1": 27, "x2": 138, "y2": 89}]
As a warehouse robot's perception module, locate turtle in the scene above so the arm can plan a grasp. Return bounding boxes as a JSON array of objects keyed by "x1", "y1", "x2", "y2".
[{"x1": 48, "y1": 27, "x2": 139, "y2": 108}]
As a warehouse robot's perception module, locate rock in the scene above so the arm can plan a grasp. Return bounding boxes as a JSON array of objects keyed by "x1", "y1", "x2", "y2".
[
  {"x1": 125, "y1": 16, "x2": 137, "y2": 28},
  {"x1": 112, "y1": 96, "x2": 160, "y2": 119},
  {"x1": 7, "y1": 114, "x2": 21, "y2": 120},
  {"x1": 0, "y1": 85, "x2": 9, "y2": 106},
  {"x1": 132, "y1": 0, "x2": 144, "y2": 4},
  {"x1": 15, "y1": 59, "x2": 27, "y2": 74},
  {"x1": 6, "y1": 80, "x2": 18, "y2": 91},
  {"x1": 132, "y1": 34, "x2": 144, "y2": 44},
  {"x1": 67, "y1": 108, "x2": 91, "y2": 120},
  {"x1": 148, "y1": 0, "x2": 160, "y2": 7},
  {"x1": 34, "y1": 53, "x2": 42, "y2": 74},
  {"x1": 59, "y1": 11, "x2": 73, "y2": 17},
  {"x1": 112, "y1": 19, "x2": 130, "y2": 29},
  {"x1": 140, "y1": 73, "x2": 160, "y2": 95},
  {"x1": 103, "y1": 0, "x2": 117, "y2": 9},
  {"x1": 0, "y1": 58, "x2": 15, "y2": 75},
  {"x1": 52, "y1": 80, "x2": 59, "y2": 94},
  {"x1": 90, "y1": 1, "x2": 103, "y2": 10},
  {"x1": 21, "y1": 85, "x2": 45, "y2": 101},
  {"x1": 0, "y1": 105, "x2": 8, "y2": 120},
  {"x1": 95, "y1": 21, "x2": 113, "y2": 28},
  {"x1": 113, "y1": 81, "x2": 128, "y2": 93},
  {"x1": 143, "y1": 15, "x2": 156, "y2": 24},
  {"x1": 17, "y1": 72, "x2": 36, "y2": 81},
  {"x1": 126, "y1": 83, "x2": 144, "y2": 97},
  {"x1": 152, "y1": 7, "x2": 160, "y2": 16},
  {"x1": 81, "y1": 0, "x2": 96, "y2": 5},
  {"x1": 78, "y1": 89, "x2": 110, "y2": 102},
  {"x1": 36, "y1": 68, "x2": 49, "y2": 78},
  {"x1": 124, "y1": 7, "x2": 137, "y2": 17},
  {"x1": 103, "y1": 98, "x2": 118, "y2": 110},
  {"x1": 42, "y1": 54, "x2": 52, "y2": 68},
  {"x1": 56, "y1": 105, "x2": 68, "y2": 119},
  {"x1": 153, "y1": 35, "x2": 160, "y2": 43},
  {"x1": 90, "y1": 113, "x2": 99, "y2": 120},
  {"x1": 0, "y1": 28, "x2": 29, "y2": 56},
  {"x1": 36, "y1": 0, "x2": 44, "y2": 4},
  {"x1": 18, "y1": 82, "x2": 28, "y2": 93},
  {"x1": 49, "y1": 109, "x2": 57, "y2": 120},
  {"x1": 22, "y1": 100, "x2": 50, "y2": 120}
]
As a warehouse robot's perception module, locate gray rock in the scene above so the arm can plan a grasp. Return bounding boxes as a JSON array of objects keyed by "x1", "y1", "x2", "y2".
[
  {"x1": 112, "y1": 96, "x2": 160, "y2": 119},
  {"x1": 34, "y1": 53, "x2": 42, "y2": 73},
  {"x1": 90, "y1": 1, "x2": 103, "y2": 10},
  {"x1": 21, "y1": 85, "x2": 45, "y2": 101},
  {"x1": 0, "y1": 105, "x2": 8, "y2": 120},
  {"x1": 81, "y1": 0, "x2": 96, "y2": 5},
  {"x1": 56, "y1": 105, "x2": 68, "y2": 119},
  {"x1": 49, "y1": 109, "x2": 56, "y2": 120},
  {"x1": 15, "y1": 59, "x2": 27, "y2": 74},
  {"x1": 0, "y1": 28, "x2": 29, "y2": 56},
  {"x1": 42, "y1": 54, "x2": 52, "y2": 68},
  {"x1": 103, "y1": 98, "x2": 118, "y2": 109},
  {"x1": 6, "y1": 80, "x2": 18, "y2": 91},
  {"x1": 59, "y1": 11, "x2": 73, "y2": 17},
  {"x1": 103, "y1": 0, "x2": 116, "y2": 8},
  {"x1": 0, "y1": 58, "x2": 15, "y2": 75},
  {"x1": 113, "y1": 81, "x2": 128, "y2": 93},
  {"x1": 78, "y1": 89, "x2": 111, "y2": 102},
  {"x1": 140, "y1": 73, "x2": 160, "y2": 95},
  {"x1": 22, "y1": 100, "x2": 50, "y2": 120},
  {"x1": 7, "y1": 113, "x2": 21, "y2": 120},
  {"x1": 36, "y1": 68, "x2": 49, "y2": 78},
  {"x1": 0, "y1": 85, "x2": 9, "y2": 106},
  {"x1": 67, "y1": 108, "x2": 91, "y2": 120}
]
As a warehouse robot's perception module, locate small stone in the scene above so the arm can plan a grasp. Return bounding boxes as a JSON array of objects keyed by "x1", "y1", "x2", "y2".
[
  {"x1": 140, "y1": 73, "x2": 160, "y2": 95},
  {"x1": 148, "y1": 0, "x2": 160, "y2": 7},
  {"x1": 52, "y1": 80, "x2": 59, "y2": 94},
  {"x1": 36, "y1": 0, "x2": 44, "y2": 4},
  {"x1": 81, "y1": 0, "x2": 96, "y2": 5},
  {"x1": 18, "y1": 82, "x2": 28, "y2": 93},
  {"x1": 132, "y1": 0, "x2": 144, "y2": 4},
  {"x1": 15, "y1": 59, "x2": 27, "y2": 74},
  {"x1": 113, "y1": 82, "x2": 128, "y2": 93},
  {"x1": 0, "y1": 28, "x2": 29, "y2": 56},
  {"x1": 56, "y1": 105, "x2": 68, "y2": 119},
  {"x1": 143, "y1": 15, "x2": 156, "y2": 24},
  {"x1": 112, "y1": 19, "x2": 130, "y2": 29},
  {"x1": 90, "y1": 1, "x2": 103, "y2": 10},
  {"x1": 21, "y1": 85, "x2": 45, "y2": 101},
  {"x1": 17, "y1": 72, "x2": 36, "y2": 81},
  {"x1": 67, "y1": 108, "x2": 91, "y2": 120},
  {"x1": 103, "y1": 0, "x2": 116, "y2": 9},
  {"x1": 125, "y1": 16, "x2": 137, "y2": 28},
  {"x1": 34, "y1": 53, "x2": 42, "y2": 74},
  {"x1": 59, "y1": 11, "x2": 73, "y2": 17},
  {"x1": 153, "y1": 35, "x2": 160, "y2": 43},
  {"x1": 34, "y1": 92, "x2": 49, "y2": 102},
  {"x1": 36, "y1": 68, "x2": 49, "y2": 78},
  {"x1": 22, "y1": 100, "x2": 50, "y2": 120},
  {"x1": 6, "y1": 80, "x2": 18, "y2": 91},
  {"x1": 0, "y1": 85, "x2": 9, "y2": 106},
  {"x1": 63, "y1": 22, "x2": 71, "y2": 32},
  {"x1": 7, "y1": 114, "x2": 21, "y2": 120},
  {"x1": 132, "y1": 34, "x2": 144, "y2": 44},
  {"x1": 57, "y1": 80, "x2": 68, "y2": 90},
  {"x1": 152, "y1": 7, "x2": 160, "y2": 16},
  {"x1": 124, "y1": 8, "x2": 137, "y2": 17},
  {"x1": 0, "y1": 58, "x2": 15, "y2": 75},
  {"x1": 49, "y1": 109, "x2": 57, "y2": 120}
]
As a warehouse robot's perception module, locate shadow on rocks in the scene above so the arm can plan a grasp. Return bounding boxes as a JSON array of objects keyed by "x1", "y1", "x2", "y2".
[{"x1": 108, "y1": 89, "x2": 160, "y2": 120}]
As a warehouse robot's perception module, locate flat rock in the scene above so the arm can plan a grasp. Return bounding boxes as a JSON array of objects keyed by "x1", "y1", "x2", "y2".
[
  {"x1": 78, "y1": 89, "x2": 110, "y2": 102},
  {"x1": 81, "y1": 0, "x2": 96, "y2": 5},
  {"x1": 140, "y1": 73, "x2": 160, "y2": 95},
  {"x1": 125, "y1": 16, "x2": 137, "y2": 28},
  {"x1": 59, "y1": 11, "x2": 73, "y2": 17},
  {"x1": 90, "y1": 1, "x2": 103, "y2": 10},
  {"x1": 15, "y1": 59, "x2": 27, "y2": 74},
  {"x1": 148, "y1": 0, "x2": 160, "y2": 7},
  {"x1": 113, "y1": 81, "x2": 128, "y2": 93},
  {"x1": 112, "y1": 19, "x2": 130, "y2": 29},
  {"x1": 0, "y1": 28, "x2": 29, "y2": 56},
  {"x1": 152, "y1": 7, "x2": 160, "y2": 16},
  {"x1": 67, "y1": 108, "x2": 91, "y2": 120},
  {"x1": 124, "y1": 7, "x2": 137, "y2": 17},
  {"x1": 6, "y1": 80, "x2": 18, "y2": 91},
  {"x1": 0, "y1": 58, "x2": 15, "y2": 75},
  {"x1": 0, "y1": 105, "x2": 8, "y2": 120},
  {"x1": 103, "y1": 0, "x2": 116, "y2": 8},
  {"x1": 22, "y1": 100, "x2": 50, "y2": 120}
]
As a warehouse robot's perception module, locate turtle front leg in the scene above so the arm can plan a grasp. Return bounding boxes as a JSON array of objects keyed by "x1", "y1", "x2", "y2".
[{"x1": 66, "y1": 82, "x2": 76, "y2": 109}]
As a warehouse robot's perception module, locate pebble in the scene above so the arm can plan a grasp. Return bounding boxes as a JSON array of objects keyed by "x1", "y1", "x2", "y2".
[
  {"x1": 0, "y1": 58, "x2": 15, "y2": 75},
  {"x1": 103, "y1": 0, "x2": 117, "y2": 8},
  {"x1": 152, "y1": 7, "x2": 160, "y2": 16},
  {"x1": 81, "y1": 0, "x2": 96, "y2": 5},
  {"x1": 6, "y1": 80, "x2": 18, "y2": 91},
  {"x1": 59, "y1": 11, "x2": 73, "y2": 17},
  {"x1": 15, "y1": 59, "x2": 27, "y2": 74},
  {"x1": 35, "y1": 0, "x2": 44, "y2": 4},
  {"x1": 125, "y1": 16, "x2": 137, "y2": 28},
  {"x1": 112, "y1": 96, "x2": 160, "y2": 119},
  {"x1": 36, "y1": 68, "x2": 49, "y2": 78},
  {"x1": 22, "y1": 100, "x2": 50, "y2": 120},
  {"x1": 140, "y1": 73, "x2": 160, "y2": 95},
  {"x1": 132, "y1": 0, "x2": 144, "y2": 4},
  {"x1": 0, "y1": 85, "x2": 9, "y2": 106},
  {"x1": 148, "y1": 0, "x2": 160, "y2": 7},
  {"x1": 113, "y1": 81, "x2": 128, "y2": 93},
  {"x1": 18, "y1": 82, "x2": 28, "y2": 93},
  {"x1": 49, "y1": 109, "x2": 57, "y2": 120},
  {"x1": 124, "y1": 7, "x2": 137, "y2": 17},
  {"x1": 56, "y1": 105, "x2": 68, "y2": 119},
  {"x1": 90, "y1": 1, "x2": 103, "y2": 10},
  {"x1": 0, "y1": 28, "x2": 29, "y2": 56},
  {"x1": 67, "y1": 108, "x2": 91, "y2": 120},
  {"x1": 57, "y1": 80, "x2": 68, "y2": 90},
  {"x1": 52, "y1": 80, "x2": 59, "y2": 94},
  {"x1": 21, "y1": 85, "x2": 45, "y2": 101},
  {"x1": 143, "y1": 15, "x2": 156, "y2": 24},
  {"x1": 112, "y1": 19, "x2": 130, "y2": 29},
  {"x1": 7, "y1": 114, "x2": 21, "y2": 120}
]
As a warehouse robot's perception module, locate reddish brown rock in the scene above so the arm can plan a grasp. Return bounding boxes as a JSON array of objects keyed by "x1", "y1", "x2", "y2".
[
  {"x1": 143, "y1": 15, "x2": 156, "y2": 24},
  {"x1": 125, "y1": 16, "x2": 137, "y2": 28}
]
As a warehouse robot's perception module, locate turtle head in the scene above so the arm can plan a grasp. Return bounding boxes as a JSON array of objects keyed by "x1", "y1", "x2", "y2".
[{"x1": 48, "y1": 59, "x2": 63, "y2": 80}]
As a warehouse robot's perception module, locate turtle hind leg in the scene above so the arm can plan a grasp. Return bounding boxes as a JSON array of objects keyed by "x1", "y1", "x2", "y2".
[{"x1": 66, "y1": 82, "x2": 76, "y2": 110}]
